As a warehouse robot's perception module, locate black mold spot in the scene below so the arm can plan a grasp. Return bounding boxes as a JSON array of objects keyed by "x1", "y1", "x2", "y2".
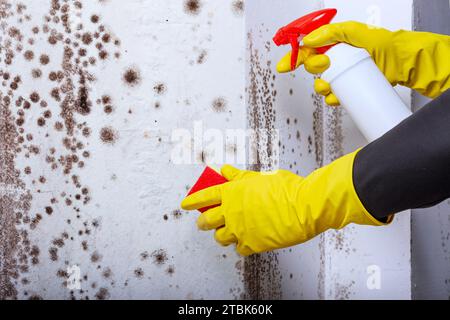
[
  {"x1": 100, "y1": 126, "x2": 118, "y2": 144},
  {"x1": 101, "y1": 95, "x2": 111, "y2": 104},
  {"x1": 232, "y1": 0, "x2": 244, "y2": 15},
  {"x1": 91, "y1": 15, "x2": 100, "y2": 23},
  {"x1": 90, "y1": 251, "x2": 101, "y2": 263},
  {"x1": 102, "y1": 268, "x2": 112, "y2": 279},
  {"x1": 172, "y1": 209, "x2": 182, "y2": 219},
  {"x1": 197, "y1": 50, "x2": 207, "y2": 64},
  {"x1": 151, "y1": 249, "x2": 168, "y2": 265},
  {"x1": 103, "y1": 105, "x2": 113, "y2": 114},
  {"x1": 134, "y1": 268, "x2": 144, "y2": 278},
  {"x1": 184, "y1": 0, "x2": 202, "y2": 15},
  {"x1": 37, "y1": 118, "x2": 46, "y2": 127},
  {"x1": 101, "y1": 33, "x2": 111, "y2": 43},
  {"x1": 39, "y1": 54, "x2": 50, "y2": 65},
  {"x1": 82, "y1": 127, "x2": 91, "y2": 137},
  {"x1": 49, "y1": 247, "x2": 58, "y2": 261},
  {"x1": 32, "y1": 69, "x2": 42, "y2": 78},
  {"x1": 98, "y1": 50, "x2": 108, "y2": 60},
  {"x1": 212, "y1": 97, "x2": 227, "y2": 112},
  {"x1": 48, "y1": 35, "x2": 57, "y2": 45},
  {"x1": 24, "y1": 50, "x2": 34, "y2": 60},
  {"x1": 166, "y1": 265, "x2": 175, "y2": 276},
  {"x1": 95, "y1": 288, "x2": 110, "y2": 300},
  {"x1": 30, "y1": 92, "x2": 40, "y2": 103},
  {"x1": 153, "y1": 82, "x2": 166, "y2": 95},
  {"x1": 56, "y1": 269, "x2": 68, "y2": 278},
  {"x1": 76, "y1": 86, "x2": 91, "y2": 115},
  {"x1": 81, "y1": 32, "x2": 93, "y2": 45},
  {"x1": 122, "y1": 67, "x2": 141, "y2": 87},
  {"x1": 54, "y1": 121, "x2": 64, "y2": 131},
  {"x1": 140, "y1": 251, "x2": 149, "y2": 261}
]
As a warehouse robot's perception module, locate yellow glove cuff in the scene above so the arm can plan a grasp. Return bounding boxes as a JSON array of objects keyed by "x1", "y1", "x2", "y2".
[
  {"x1": 346, "y1": 149, "x2": 394, "y2": 227},
  {"x1": 297, "y1": 149, "x2": 393, "y2": 238}
]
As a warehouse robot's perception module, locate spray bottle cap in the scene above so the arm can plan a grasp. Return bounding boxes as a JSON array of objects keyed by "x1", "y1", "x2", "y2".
[{"x1": 272, "y1": 8, "x2": 337, "y2": 71}]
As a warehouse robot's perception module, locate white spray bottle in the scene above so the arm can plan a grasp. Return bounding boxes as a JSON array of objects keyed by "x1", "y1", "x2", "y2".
[{"x1": 273, "y1": 8, "x2": 412, "y2": 142}]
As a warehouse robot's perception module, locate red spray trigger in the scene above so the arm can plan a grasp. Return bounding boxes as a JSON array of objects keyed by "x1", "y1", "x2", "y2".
[
  {"x1": 272, "y1": 8, "x2": 337, "y2": 71},
  {"x1": 186, "y1": 166, "x2": 228, "y2": 213}
]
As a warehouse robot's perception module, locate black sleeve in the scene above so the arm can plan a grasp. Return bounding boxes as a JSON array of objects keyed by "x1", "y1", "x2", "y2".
[{"x1": 353, "y1": 89, "x2": 450, "y2": 220}]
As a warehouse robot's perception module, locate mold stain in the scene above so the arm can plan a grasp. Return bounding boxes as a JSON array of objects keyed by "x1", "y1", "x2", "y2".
[
  {"x1": 312, "y1": 89, "x2": 324, "y2": 168},
  {"x1": 153, "y1": 82, "x2": 166, "y2": 95},
  {"x1": 90, "y1": 15, "x2": 100, "y2": 24},
  {"x1": 172, "y1": 209, "x2": 182, "y2": 219},
  {"x1": 232, "y1": 0, "x2": 244, "y2": 16},
  {"x1": 39, "y1": 54, "x2": 49, "y2": 65},
  {"x1": 197, "y1": 50, "x2": 207, "y2": 64},
  {"x1": 95, "y1": 287, "x2": 110, "y2": 300},
  {"x1": 99, "y1": 126, "x2": 118, "y2": 145},
  {"x1": 140, "y1": 251, "x2": 149, "y2": 261},
  {"x1": 325, "y1": 105, "x2": 344, "y2": 161},
  {"x1": 184, "y1": 0, "x2": 202, "y2": 15},
  {"x1": 0, "y1": 91, "x2": 33, "y2": 299},
  {"x1": 166, "y1": 265, "x2": 175, "y2": 276},
  {"x1": 244, "y1": 31, "x2": 281, "y2": 299},
  {"x1": 122, "y1": 67, "x2": 141, "y2": 87},
  {"x1": 134, "y1": 268, "x2": 144, "y2": 278},
  {"x1": 212, "y1": 97, "x2": 227, "y2": 113},
  {"x1": 151, "y1": 249, "x2": 168, "y2": 265},
  {"x1": 0, "y1": 0, "x2": 126, "y2": 298}
]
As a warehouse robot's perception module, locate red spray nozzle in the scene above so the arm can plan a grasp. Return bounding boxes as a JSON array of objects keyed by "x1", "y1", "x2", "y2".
[
  {"x1": 272, "y1": 8, "x2": 337, "y2": 71},
  {"x1": 186, "y1": 166, "x2": 228, "y2": 213}
]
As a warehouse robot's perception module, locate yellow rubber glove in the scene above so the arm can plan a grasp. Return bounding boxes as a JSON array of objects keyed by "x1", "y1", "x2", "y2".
[
  {"x1": 277, "y1": 21, "x2": 450, "y2": 105},
  {"x1": 181, "y1": 150, "x2": 391, "y2": 256}
]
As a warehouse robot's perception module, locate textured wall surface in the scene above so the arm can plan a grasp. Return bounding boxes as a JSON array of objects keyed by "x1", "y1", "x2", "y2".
[{"x1": 1, "y1": 0, "x2": 246, "y2": 300}]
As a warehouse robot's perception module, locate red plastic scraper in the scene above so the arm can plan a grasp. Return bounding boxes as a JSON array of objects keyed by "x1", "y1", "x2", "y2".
[
  {"x1": 186, "y1": 166, "x2": 228, "y2": 213},
  {"x1": 272, "y1": 8, "x2": 337, "y2": 70}
]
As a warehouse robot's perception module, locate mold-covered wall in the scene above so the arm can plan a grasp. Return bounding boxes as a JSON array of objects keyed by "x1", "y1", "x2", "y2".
[
  {"x1": 2, "y1": 0, "x2": 438, "y2": 301},
  {"x1": 245, "y1": 0, "x2": 413, "y2": 299},
  {"x1": 1, "y1": 0, "x2": 246, "y2": 299}
]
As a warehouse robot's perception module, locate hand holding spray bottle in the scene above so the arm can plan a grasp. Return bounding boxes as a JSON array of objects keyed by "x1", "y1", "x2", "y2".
[
  {"x1": 273, "y1": 8, "x2": 412, "y2": 142},
  {"x1": 186, "y1": 9, "x2": 414, "y2": 210}
]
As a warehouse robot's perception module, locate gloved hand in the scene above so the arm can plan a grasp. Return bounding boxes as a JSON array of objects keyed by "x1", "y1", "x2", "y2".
[
  {"x1": 181, "y1": 150, "x2": 391, "y2": 256},
  {"x1": 277, "y1": 21, "x2": 450, "y2": 106}
]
